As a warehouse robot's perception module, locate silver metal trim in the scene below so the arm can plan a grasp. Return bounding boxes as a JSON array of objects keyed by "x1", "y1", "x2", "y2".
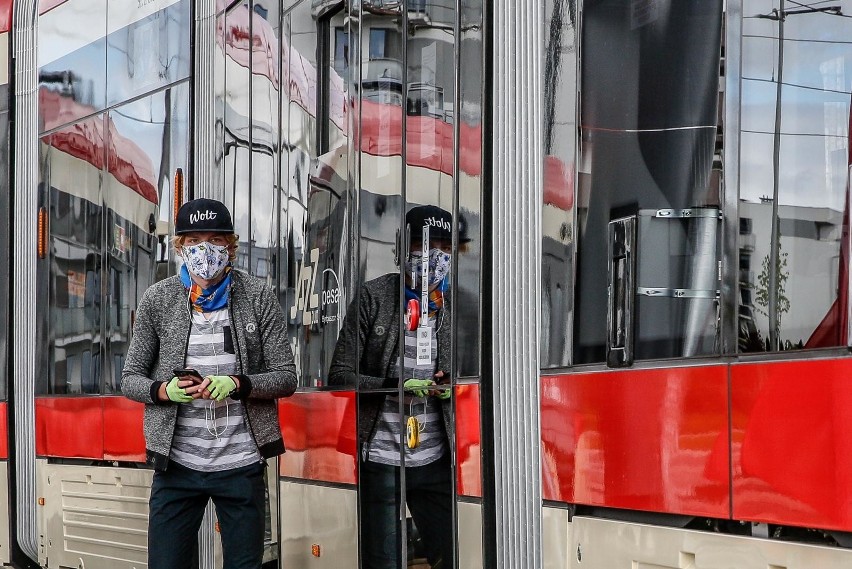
[
  {"x1": 639, "y1": 208, "x2": 722, "y2": 219},
  {"x1": 194, "y1": 4, "x2": 220, "y2": 567},
  {"x1": 195, "y1": 0, "x2": 218, "y2": 200},
  {"x1": 12, "y1": 0, "x2": 40, "y2": 561},
  {"x1": 636, "y1": 287, "x2": 720, "y2": 299},
  {"x1": 492, "y1": 0, "x2": 543, "y2": 567},
  {"x1": 722, "y1": 0, "x2": 743, "y2": 355}
]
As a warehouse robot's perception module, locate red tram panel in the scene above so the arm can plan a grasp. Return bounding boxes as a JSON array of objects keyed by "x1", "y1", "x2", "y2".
[
  {"x1": 732, "y1": 357, "x2": 852, "y2": 532},
  {"x1": 541, "y1": 365, "x2": 730, "y2": 518},
  {"x1": 278, "y1": 391, "x2": 358, "y2": 485},
  {"x1": 103, "y1": 397, "x2": 145, "y2": 462},
  {"x1": 35, "y1": 397, "x2": 104, "y2": 459}
]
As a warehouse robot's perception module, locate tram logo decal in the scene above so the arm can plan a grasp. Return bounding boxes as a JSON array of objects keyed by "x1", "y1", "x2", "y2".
[{"x1": 290, "y1": 247, "x2": 341, "y2": 326}]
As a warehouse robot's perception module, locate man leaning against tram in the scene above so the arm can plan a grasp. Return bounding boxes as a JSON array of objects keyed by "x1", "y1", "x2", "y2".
[{"x1": 121, "y1": 198, "x2": 297, "y2": 569}]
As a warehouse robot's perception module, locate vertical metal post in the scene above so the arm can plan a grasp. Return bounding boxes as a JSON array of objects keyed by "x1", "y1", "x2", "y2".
[
  {"x1": 12, "y1": 0, "x2": 40, "y2": 561},
  {"x1": 194, "y1": 0, "x2": 218, "y2": 200},
  {"x1": 490, "y1": 1, "x2": 543, "y2": 567},
  {"x1": 767, "y1": 1, "x2": 785, "y2": 352},
  {"x1": 193, "y1": 4, "x2": 219, "y2": 567}
]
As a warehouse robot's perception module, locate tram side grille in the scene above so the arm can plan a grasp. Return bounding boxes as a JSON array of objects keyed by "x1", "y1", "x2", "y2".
[{"x1": 40, "y1": 464, "x2": 152, "y2": 569}]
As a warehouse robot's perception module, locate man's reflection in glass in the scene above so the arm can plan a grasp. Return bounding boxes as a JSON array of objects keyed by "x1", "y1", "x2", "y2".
[{"x1": 330, "y1": 205, "x2": 469, "y2": 568}]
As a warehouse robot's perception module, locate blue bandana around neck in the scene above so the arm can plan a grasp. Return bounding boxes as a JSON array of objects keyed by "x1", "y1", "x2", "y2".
[
  {"x1": 404, "y1": 277, "x2": 447, "y2": 316},
  {"x1": 180, "y1": 264, "x2": 232, "y2": 312}
]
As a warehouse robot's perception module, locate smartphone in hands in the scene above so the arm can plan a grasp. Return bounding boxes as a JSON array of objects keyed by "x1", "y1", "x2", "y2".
[{"x1": 173, "y1": 368, "x2": 204, "y2": 385}]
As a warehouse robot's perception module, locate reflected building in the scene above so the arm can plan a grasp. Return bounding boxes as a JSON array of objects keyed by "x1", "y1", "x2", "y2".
[{"x1": 739, "y1": 199, "x2": 844, "y2": 350}]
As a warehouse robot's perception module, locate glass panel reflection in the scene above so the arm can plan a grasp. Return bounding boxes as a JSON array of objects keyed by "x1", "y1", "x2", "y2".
[
  {"x1": 541, "y1": 0, "x2": 576, "y2": 369},
  {"x1": 106, "y1": 0, "x2": 191, "y2": 106},
  {"x1": 401, "y1": 1, "x2": 457, "y2": 566},
  {"x1": 38, "y1": 0, "x2": 108, "y2": 127},
  {"x1": 575, "y1": 0, "x2": 723, "y2": 364},
  {"x1": 104, "y1": 87, "x2": 188, "y2": 393},
  {"x1": 249, "y1": 2, "x2": 281, "y2": 287},
  {"x1": 739, "y1": 0, "x2": 852, "y2": 352},
  {"x1": 287, "y1": 1, "x2": 353, "y2": 389},
  {"x1": 222, "y1": 2, "x2": 253, "y2": 246},
  {"x1": 43, "y1": 124, "x2": 104, "y2": 395}
]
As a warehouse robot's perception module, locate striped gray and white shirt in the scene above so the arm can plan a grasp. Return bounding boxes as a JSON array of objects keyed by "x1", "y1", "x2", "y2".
[
  {"x1": 170, "y1": 308, "x2": 261, "y2": 472},
  {"x1": 368, "y1": 317, "x2": 448, "y2": 467}
]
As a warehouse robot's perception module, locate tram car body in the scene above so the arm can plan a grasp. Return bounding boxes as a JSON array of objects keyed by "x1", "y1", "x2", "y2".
[{"x1": 0, "y1": 0, "x2": 850, "y2": 568}]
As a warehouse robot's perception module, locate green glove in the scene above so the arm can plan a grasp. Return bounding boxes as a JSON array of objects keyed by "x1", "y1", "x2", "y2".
[
  {"x1": 404, "y1": 378, "x2": 434, "y2": 398},
  {"x1": 207, "y1": 375, "x2": 237, "y2": 401},
  {"x1": 165, "y1": 377, "x2": 193, "y2": 403},
  {"x1": 436, "y1": 387, "x2": 451, "y2": 400}
]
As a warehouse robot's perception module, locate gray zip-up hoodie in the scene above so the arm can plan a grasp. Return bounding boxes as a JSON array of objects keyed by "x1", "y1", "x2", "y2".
[
  {"x1": 328, "y1": 273, "x2": 453, "y2": 445},
  {"x1": 121, "y1": 270, "x2": 297, "y2": 471}
]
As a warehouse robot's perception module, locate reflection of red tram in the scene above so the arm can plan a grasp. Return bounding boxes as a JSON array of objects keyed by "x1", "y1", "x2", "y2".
[{"x1": 2, "y1": 2, "x2": 852, "y2": 569}]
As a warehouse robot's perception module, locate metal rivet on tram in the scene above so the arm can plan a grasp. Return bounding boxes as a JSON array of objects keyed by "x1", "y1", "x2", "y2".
[{"x1": 37, "y1": 497, "x2": 44, "y2": 506}]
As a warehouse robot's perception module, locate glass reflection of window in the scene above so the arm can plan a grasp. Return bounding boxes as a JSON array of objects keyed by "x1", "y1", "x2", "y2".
[
  {"x1": 739, "y1": 1, "x2": 852, "y2": 352},
  {"x1": 334, "y1": 27, "x2": 349, "y2": 74},
  {"x1": 46, "y1": 126, "x2": 104, "y2": 395},
  {"x1": 576, "y1": 1, "x2": 722, "y2": 364},
  {"x1": 541, "y1": 0, "x2": 577, "y2": 369},
  {"x1": 370, "y1": 28, "x2": 388, "y2": 59}
]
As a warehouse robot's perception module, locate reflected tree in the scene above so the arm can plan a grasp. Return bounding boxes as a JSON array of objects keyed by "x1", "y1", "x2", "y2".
[{"x1": 754, "y1": 246, "x2": 790, "y2": 342}]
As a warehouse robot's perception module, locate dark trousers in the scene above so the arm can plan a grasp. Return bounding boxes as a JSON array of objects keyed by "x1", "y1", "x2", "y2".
[
  {"x1": 360, "y1": 455, "x2": 453, "y2": 569},
  {"x1": 148, "y1": 461, "x2": 266, "y2": 569}
]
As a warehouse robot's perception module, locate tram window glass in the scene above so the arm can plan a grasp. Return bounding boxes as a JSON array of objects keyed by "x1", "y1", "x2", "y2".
[
  {"x1": 454, "y1": 0, "x2": 485, "y2": 378},
  {"x1": 222, "y1": 2, "x2": 253, "y2": 248},
  {"x1": 284, "y1": 2, "x2": 352, "y2": 388},
  {"x1": 540, "y1": 0, "x2": 577, "y2": 369},
  {"x1": 103, "y1": 89, "x2": 186, "y2": 392},
  {"x1": 38, "y1": 0, "x2": 108, "y2": 128},
  {"x1": 251, "y1": 151, "x2": 277, "y2": 283},
  {"x1": 214, "y1": 10, "x2": 228, "y2": 194},
  {"x1": 278, "y1": 13, "x2": 292, "y2": 309},
  {"x1": 249, "y1": 1, "x2": 281, "y2": 288},
  {"x1": 575, "y1": 0, "x2": 723, "y2": 364},
  {"x1": 105, "y1": 0, "x2": 191, "y2": 107},
  {"x1": 739, "y1": 1, "x2": 852, "y2": 353},
  {"x1": 43, "y1": 125, "x2": 105, "y2": 395}
]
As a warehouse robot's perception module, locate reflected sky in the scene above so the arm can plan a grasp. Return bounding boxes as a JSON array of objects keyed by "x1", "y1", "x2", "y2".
[{"x1": 741, "y1": 0, "x2": 852, "y2": 210}]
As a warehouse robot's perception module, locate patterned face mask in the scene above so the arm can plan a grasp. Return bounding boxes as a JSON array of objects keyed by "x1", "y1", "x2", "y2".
[
  {"x1": 406, "y1": 248, "x2": 452, "y2": 289},
  {"x1": 182, "y1": 241, "x2": 231, "y2": 280}
]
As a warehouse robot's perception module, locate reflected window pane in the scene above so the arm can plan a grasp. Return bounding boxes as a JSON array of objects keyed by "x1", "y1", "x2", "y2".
[
  {"x1": 575, "y1": 1, "x2": 723, "y2": 364},
  {"x1": 739, "y1": 0, "x2": 852, "y2": 351},
  {"x1": 43, "y1": 127, "x2": 104, "y2": 395},
  {"x1": 541, "y1": 0, "x2": 577, "y2": 369},
  {"x1": 106, "y1": 0, "x2": 191, "y2": 106},
  {"x1": 38, "y1": 0, "x2": 108, "y2": 127},
  {"x1": 104, "y1": 89, "x2": 186, "y2": 392}
]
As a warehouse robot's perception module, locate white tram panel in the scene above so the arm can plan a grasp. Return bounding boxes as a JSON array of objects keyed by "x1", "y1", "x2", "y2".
[
  {"x1": 38, "y1": 461, "x2": 151, "y2": 569},
  {"x1": 570, "y1": 516, "x2": 852, "y2": 569},
  {"x1": 0, "y1": 462, "x2": 10, "y2": 565},
  {"x1": 280, "y1": 480, "x2": 358, "y2": 569}
]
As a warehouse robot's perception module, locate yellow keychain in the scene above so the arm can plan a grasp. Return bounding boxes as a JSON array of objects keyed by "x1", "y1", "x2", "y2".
[
  {"x1": 406, "y1": 416, "x2": 421, "y2": 449},
  {"x1": 406, "y1": 400, "x2": 425, "y2": 449}
]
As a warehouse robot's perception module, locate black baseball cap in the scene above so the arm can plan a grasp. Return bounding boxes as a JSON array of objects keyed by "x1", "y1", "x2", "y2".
[
  {"x1": 405, "y1": 204, "x2": 472, "y2": 244},
  {"x1": 175, "y1": 198, "x2": 234, "y2": 235}
]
